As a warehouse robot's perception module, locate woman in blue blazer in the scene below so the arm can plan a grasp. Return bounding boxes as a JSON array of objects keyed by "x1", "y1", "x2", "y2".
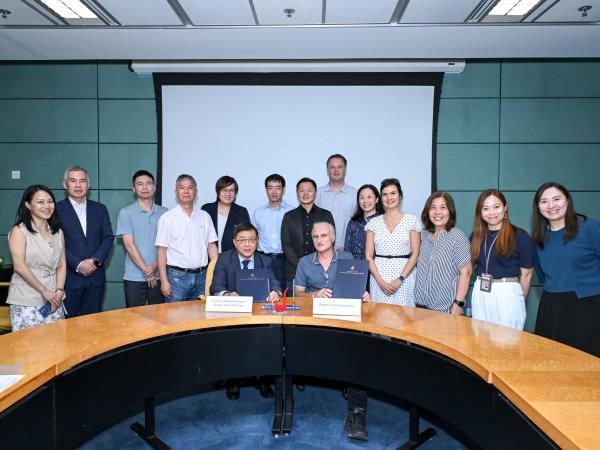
[{"x1": 202, "y1": 176, "x2": 250, "y2": 253}]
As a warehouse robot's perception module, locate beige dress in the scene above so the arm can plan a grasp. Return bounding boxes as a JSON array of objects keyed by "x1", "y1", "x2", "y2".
[{"x1": 6, "y1": 223, "x2": 65, "y2": 330}]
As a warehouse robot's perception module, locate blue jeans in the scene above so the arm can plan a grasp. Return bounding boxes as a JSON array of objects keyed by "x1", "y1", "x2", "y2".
[{"x1": 166, "y1": 267, "x2": 206, "y2": 302}]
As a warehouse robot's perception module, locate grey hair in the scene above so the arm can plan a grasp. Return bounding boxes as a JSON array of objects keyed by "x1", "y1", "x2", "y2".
[
  {"x1": 312, "y1": 221, "x2": 336, "y2": 238},
  {"x1": 63, "y1": 165, "x2": 89, "y2": 184},
  {"x1": 175, "y1": 174, "x2": 197, "y2": 187}
]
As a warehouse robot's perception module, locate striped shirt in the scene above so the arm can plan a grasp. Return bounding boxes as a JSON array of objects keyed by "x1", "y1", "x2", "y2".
[{"x1": 414, "y1": 227, "x2": 470, "y2": 312}]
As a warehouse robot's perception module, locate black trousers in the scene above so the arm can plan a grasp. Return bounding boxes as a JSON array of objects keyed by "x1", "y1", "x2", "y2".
[
  {"x1": 64, "y1": 282, "x2": 104, "y2": 318},
  {"x1": 535, "y1": 290, "x2": 600, "y2": 358},
  {"x1": 347, "y1": 386, "x2": 367, "y2": 412},
  {"x1": 123, "y1": 280, "x2": 164, "y2": 308}
]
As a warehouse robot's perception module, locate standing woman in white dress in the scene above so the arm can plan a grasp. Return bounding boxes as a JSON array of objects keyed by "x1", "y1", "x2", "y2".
[
  {"x1": 6, "y1": 185, "x2": 66, "y2": 331},
  {"x1": 365, "y1": 178, "x2": 421, "y2": 305}
]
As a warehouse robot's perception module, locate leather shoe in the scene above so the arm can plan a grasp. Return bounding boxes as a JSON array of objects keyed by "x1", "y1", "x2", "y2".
[
  {"x1": 257, "y1": 383, "x2": 274, "y2": 398},
  {"x1": 226, "y1": 384, "x2": 240, "y2": 400},
  {"x1": 345, "y1": 407, "x2": 368, "y2": 441}
]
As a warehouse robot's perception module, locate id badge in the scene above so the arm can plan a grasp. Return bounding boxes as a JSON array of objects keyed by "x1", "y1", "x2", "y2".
[{"x1": 479, "y1": 273, "x2": 492, "y2": 293}]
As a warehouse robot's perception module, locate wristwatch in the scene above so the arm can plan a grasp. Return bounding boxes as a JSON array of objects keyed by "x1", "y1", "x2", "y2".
[
  {"x1": 453, "y1": 299, "x2": 465, "y2": 308},
  {"x1": 398, "y1": 275, "x2": 405, "y2": 282}
]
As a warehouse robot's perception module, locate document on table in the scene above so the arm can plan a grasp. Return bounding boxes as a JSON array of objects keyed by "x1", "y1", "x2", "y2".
[{"x1": 0, "y1": 374, "x2": 25, "y2": 393}]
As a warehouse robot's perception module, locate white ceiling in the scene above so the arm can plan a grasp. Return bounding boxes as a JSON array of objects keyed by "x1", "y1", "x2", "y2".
[{"x1": 0, "y1": 0, "x2": 598, "y2": 60}]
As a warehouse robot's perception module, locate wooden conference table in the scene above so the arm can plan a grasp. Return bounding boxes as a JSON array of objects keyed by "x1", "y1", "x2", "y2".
[{"x1": 0, "y1": 297, "x2": 599, "y2": 449}]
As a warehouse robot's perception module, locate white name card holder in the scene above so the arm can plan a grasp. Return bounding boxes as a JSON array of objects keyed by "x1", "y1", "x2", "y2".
[
  {"x1": 312, "y1": 297, "x2": 362, "y2": 318},
  {"x1": 205, "y1": 296, "x2": 253, "y2": 313}
]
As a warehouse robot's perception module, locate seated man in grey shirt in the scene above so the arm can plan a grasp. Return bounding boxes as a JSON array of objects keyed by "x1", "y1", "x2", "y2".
[
  {"x1": 294, "y1": 222, "x2": 370, "y2": 442},
  {"x1": 116, "y1": 170, "x2": 168, "y2": 307}
]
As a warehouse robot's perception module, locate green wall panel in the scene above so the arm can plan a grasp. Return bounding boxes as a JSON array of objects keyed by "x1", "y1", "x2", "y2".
[
  {"x1": 437, "y1": 144, "x2": 499, "y2": 190},
  {"x1": 0, "y1": 63, "x2": 97, "y2": 99},
  {"x1": 572, "y1": 192, "x2": 600, "y2": 222},
  {"x1": 98, "y1": 189, "x2": 137, "y2": 230},
  {"x1": 0, "y1": 99, "x2": 98, "y2": 142},
  {"x1": 0, "y1": 143, "x2": 98, "y2": 190},
  {"x1": 105, "y1": 243, "x2": 126, "y2": 283},
  {"x1": 0, "y1": 190, "x2": 25, "y2": 236},
  {"x1": 99, "y1": 144, "x2": 158, "y2": 189},
  {"x1": 446, "y1": 191, "x2": 481, "y2": 235},
  {"x1": 98, "y1": 64, "x2": 155, "y2": 99},
  {"x1": 503, "y1": 192, "x2": 534, "y2": 232},
  {"x1": 0, "y1": 238, "x2": 9, "y2": 266},
  {"x1": 441, "y1": 61, "x2": 500, "y2": 98},
  {"x1": 501, "y1": 99, "x2": 600, "y2": 143},
  {"x1": 502, "y1": 60, "x2": 600, "y2": 98},
  {"x1": 103, "y1": 282, "x2": 125, "y2": 311},
  {"x1": 98, "y1": 100, "x2": 157, "y2": 143},
  {"x1": 500, "y1": 144, "x2": 600, "y2": 191},
  {"x1": 437, "y1": 99, "x2": 499, "y2": 143},
  {"x1": 524, "y1": 287, "x2": 542, "y2": 333}
]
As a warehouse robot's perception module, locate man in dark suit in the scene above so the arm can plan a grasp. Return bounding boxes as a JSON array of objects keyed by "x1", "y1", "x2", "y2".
[
  {"x1": 209, "y1": 222, "x2": 280, "y2": 400},
  {"x1": 56, "y1": 165, "x2": 113, "y2": 317},
  {"x1": 210, "y1": 223, "x2": 281, "y2": 300},
  {"x1": 281, "y1": 177, "x2": 335, "y2": 292}
]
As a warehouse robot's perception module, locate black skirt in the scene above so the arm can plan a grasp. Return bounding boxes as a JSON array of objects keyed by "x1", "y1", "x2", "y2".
[{"x1": 535, "y1": 290, "x2": 600, "y2": 358}]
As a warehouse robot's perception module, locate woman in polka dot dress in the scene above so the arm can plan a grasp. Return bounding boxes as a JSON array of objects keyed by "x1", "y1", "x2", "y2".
[{"x1": 365, "y1": 178, "x2": 421, "y2": 305}]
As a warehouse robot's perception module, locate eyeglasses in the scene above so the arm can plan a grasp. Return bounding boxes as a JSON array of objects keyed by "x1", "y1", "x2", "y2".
[
  {"x1": 235, "y1": 238, "x2": 257, "y2": 244},
  {"x1": 220, "y1": 188, "x2": 236, "y2": 194},
  {"x1": 382, "y1": 178, "x2": 399, "y2": 185},
  {"x1": 135, "y1": 181, "x2": 154, "y2": 187}
]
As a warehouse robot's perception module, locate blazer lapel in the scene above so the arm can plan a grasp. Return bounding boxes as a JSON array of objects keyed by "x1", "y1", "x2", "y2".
[{"x1": 63, "y1": 199, "x2": 86, "y2": 240}]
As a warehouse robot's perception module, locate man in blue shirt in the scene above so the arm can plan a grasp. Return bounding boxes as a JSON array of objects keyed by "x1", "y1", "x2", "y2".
[
  {"x1": 116, "y1": 170, "x2": 168, "y2": 307},
  {"x1": 294, "y1": 222, "x2": 370, "y2": 441},
  {"x1": 252, "y1": 174, "x2": 293, "y2": 289}
]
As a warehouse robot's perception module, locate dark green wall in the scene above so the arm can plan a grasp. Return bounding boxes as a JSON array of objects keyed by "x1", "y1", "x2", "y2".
[{"x1": 1, "y1": 61, "x2": 599, "y2": 329}]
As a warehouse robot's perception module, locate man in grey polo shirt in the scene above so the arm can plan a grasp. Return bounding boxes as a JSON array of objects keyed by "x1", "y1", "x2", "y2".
[
  {"x1": 294, "y1": 221, "x2": 370, "y2": 441},
  {"x1": 116, "y1": 170, "x2": 168, "y2": 307},
  {"x1": 316, "y1": 154, "x2": 357, "y2": 250}
]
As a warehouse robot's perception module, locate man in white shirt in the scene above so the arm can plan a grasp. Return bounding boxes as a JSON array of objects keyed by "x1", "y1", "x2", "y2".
[
  {"x1": 315, "y1": 154, "x2": 357, "y2": 250},
  {"x1": 155, "y1": 174, "x2": 218, "y2": 302},
  {"x1": 56, "y1": 165, "x2": 114, "y2": 317},
  {"x1": 252, "y1": 174, "x2": 293, "y2": 288}
]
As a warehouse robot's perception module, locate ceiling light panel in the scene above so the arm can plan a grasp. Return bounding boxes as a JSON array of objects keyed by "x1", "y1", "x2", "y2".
[
  {"x1": 253, "y1": 0, "x2": 322, "y2": 25},
  {"x1": 483, "y1": 0, "x2": 544, "y2": 21},
  {"x1": 401, "y1": 0, "x2": 482, "y2": 23},
  {"x1": 534, "y1": 0, "x2": 600, "y2": 22},
  {"x1": 326, "y1": 0, "x2": 397, "y2": 24},
  {"x1": 97, "y1": 0, "x2": 182, "y2": 26},
  {"x1": 178, "y1": 0, "x2": 255, "y2": 25},
  {"x1": 0, "y1": 0, "x2": 55, "y2": 25},
  {"x1": 39, "y1": 0, "x2": 96, "y2": 19}
]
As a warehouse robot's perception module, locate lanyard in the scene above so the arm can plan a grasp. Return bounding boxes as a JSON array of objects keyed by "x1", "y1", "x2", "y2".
[{"x1": 483, "y1": 232, "x2": 500, "y2": 273}]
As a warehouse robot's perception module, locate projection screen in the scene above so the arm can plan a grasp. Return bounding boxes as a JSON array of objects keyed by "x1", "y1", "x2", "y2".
[{"x1": 156, "y1": 73, "x2": 442, "y2": 218}]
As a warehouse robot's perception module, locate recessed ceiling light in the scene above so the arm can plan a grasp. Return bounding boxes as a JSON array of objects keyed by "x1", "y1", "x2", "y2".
[
  {"x1": 39, "y1": 0, "x2": 99, "y2": 21},
  {"x1": 483, "y1": 0, "x2": 544, "y2": 22}
]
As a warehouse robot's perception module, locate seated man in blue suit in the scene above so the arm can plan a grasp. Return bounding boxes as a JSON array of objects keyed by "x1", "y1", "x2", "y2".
[
  {"x1": 56, "y1": 165, "x2": 114, "y2": 317},
  {"x1": 210, "y1": 222, "x2": 280, "y2": 300},
  {"x1": 210, "y1": 222, "x2": 280, "y2": 400}
]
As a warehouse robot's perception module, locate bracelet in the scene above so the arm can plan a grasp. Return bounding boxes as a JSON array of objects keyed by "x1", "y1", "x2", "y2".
[{"x1": 56, "y1": 288, "x2": 64, "y2": 292}]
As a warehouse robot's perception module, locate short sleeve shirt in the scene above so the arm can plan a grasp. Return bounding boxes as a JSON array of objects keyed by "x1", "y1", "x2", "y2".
[
  {"x1": 116, "y1": 201, "x2": 168, "y2": 281},
  {"x1": 474, "y1": 228, "x2": 534, "y2": 278},
  {"x1": 155, "y1": 205, "x2": 218, "y2": 269},
  {"x1": 295, "y1": 250, "x2": 354, "y2": 292}
]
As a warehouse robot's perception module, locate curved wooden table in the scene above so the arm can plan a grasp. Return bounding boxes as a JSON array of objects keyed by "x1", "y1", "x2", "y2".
[{"x1": 0, "y1": 298, "x2": 598, "y2": 449}]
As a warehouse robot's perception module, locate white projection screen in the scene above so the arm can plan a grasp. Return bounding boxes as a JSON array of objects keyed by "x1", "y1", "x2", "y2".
[{"x1": 156, "y1": 73, "x2": 442, "y2": 218}]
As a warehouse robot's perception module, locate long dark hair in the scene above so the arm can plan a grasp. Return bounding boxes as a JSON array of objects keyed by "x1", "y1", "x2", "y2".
[
  {"x1": 470, "y1": 189, "x2": 517, "y2": 267},
  {"x1": 351, "y1": 184, "x2": 383, "y2": 222},
  {"x1": 531, "y1": 181, "x2": 581, "y2": 248},
  {"x1": 14, "y1": 185, "x2": 61, "y2": 234}
]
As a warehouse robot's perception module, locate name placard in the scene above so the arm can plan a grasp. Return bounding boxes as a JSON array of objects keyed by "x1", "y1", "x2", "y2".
[
  {"x1": 312, "y1": 297, "x2": 362, "y2": 317},
  {"x1": 205, "y1": 296, "x2": 253, "y2": 313}
]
